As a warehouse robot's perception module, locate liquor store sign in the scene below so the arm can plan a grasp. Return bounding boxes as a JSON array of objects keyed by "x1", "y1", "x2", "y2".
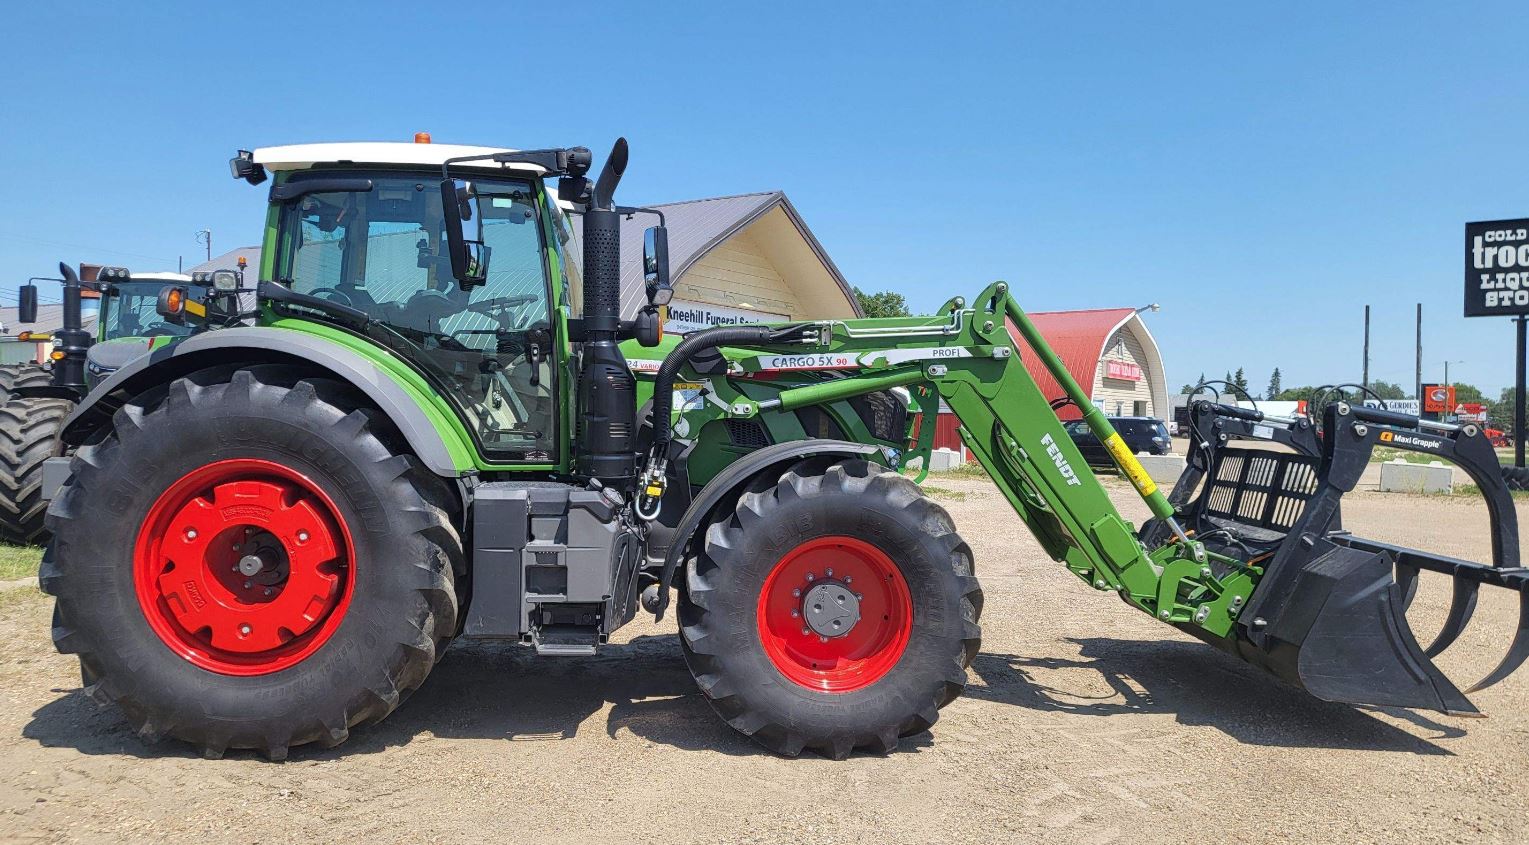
[{"x1": 1466, "y1": 219, "x2": 1529, "y2": 316}]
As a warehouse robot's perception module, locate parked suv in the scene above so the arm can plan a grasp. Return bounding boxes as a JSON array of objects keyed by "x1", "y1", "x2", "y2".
[{"x1": 1064, "y1": 416, "x2": 1171, "y2": 466}]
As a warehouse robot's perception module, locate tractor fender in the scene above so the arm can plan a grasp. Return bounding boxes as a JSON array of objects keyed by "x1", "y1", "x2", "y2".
[
  {"x1": 651, "y1": 438, "x2": 880, "y2": 620},
  {"x1": 59, "y1": 327, "x2": 462, "y2": 476}
]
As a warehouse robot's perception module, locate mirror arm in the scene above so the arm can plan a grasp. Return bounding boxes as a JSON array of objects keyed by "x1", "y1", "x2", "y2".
[{"x1": 616, "y1": 206, "x2": 666, "y2": 226}]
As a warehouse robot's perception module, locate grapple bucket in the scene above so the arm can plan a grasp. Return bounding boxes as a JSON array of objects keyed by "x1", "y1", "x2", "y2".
[{"x1": 1162, "y1": 400, "x2": 1529, "y2": 715}]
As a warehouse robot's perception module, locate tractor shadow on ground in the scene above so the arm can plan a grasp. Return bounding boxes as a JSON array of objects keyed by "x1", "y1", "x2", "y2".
[
  {"x1": 967, "y1": 637, "x2": 1461, "y2": 755},
  {"x1": 24, "y1": 633, "x2": 929, "y2": 761}
]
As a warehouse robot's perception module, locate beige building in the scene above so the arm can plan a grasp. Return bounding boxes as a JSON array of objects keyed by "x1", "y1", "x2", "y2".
[{"x1": 588, "y1": 191, "x2": 862, "y2": 331}]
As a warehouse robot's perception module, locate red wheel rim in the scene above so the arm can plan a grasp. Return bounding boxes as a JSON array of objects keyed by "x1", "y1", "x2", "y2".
[
  {"x1": 133, "y1": 459, "x2": 354, "y2": 676},
  {"x1": 756, "y1": 536, "x2": 913, "y2": 693}
]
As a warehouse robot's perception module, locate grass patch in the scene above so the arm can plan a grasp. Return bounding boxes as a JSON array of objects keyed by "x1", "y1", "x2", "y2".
[
  {"x1": 0, "y1": 543, "x2": 42, "y2": 581},
  {"x1": 920, "y1": 485, "x2": 968, "y2": 502},
  {"x1": 1450, "y1": 483, "x2": 1529, "y2": 500},
  {"x1": 0, "y1": 585, "x2": 45, "y2": 610}
]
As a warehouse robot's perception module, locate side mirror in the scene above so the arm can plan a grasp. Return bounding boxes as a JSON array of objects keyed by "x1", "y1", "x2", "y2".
[
  {"x1": 643, "y1": 225, "x2": 672, "y2": 306},
  {"x1": 17, "y1": 284, "x2": 37, "y2": 324},
  {"x1": 440, "y1": 178, "x2": 490, "y2": 288}
]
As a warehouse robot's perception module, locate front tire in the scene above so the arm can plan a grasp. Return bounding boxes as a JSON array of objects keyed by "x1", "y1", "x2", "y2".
[
  {"x1": 41, "y1": 367, "x2": 461, "y2": 758},
  {"x1": 679, "y1": 458, "x2": 982, "y2": 759}
]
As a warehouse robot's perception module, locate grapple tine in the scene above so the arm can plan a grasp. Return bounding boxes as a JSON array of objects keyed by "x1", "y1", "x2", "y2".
[
  {"x1": 1395, "y1": 561, "x2": 1421, "y2": 611},
  {"x1": 1423, "y1": 576, "x2": 1480, "y2": 658},
  {"x1": 1466, "y1": 589, "x2": 1529, "y2": 694}
]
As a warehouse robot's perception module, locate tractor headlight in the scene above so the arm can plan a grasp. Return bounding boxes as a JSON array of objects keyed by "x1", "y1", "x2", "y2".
[{"x1": 211, "y1": 270, "x2": 239, "y2": 292}]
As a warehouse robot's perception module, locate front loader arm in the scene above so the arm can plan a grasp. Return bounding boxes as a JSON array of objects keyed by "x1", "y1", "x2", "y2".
[{"x1": 670, "y1": 282, "x2": 1251, "y2": 640}]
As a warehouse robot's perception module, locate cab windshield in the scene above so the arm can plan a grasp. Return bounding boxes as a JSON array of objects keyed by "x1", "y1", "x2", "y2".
[
  {"x1": 274, "y1": 171, "x2": 556, "y2": 463},
  {"x1": 100, "y1": 281, "x2": 205, "y2": 341}
]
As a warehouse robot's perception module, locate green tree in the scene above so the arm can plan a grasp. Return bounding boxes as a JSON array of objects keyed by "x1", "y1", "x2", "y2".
[
  {"x1": 1266, "y1": 367, "x2": 1282, "y2": 400},
  {"x1": 852, "y1": 287, "x2": 911, "y2": 319},
  {"x1": 1232, "y1": 367, "x2": 1249, "y2": 395},
  {"x1": 1368, "y1": 380, "x2": 1407, "y2": 401}
]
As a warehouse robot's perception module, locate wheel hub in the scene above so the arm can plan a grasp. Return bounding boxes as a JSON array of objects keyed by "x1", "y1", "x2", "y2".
[
  {"x1": 802, "y1": 581, "x2": 860, "y2": 638},
  {"x1": 756, "y1": 535, "x2": 914, "y2": 693},
  {"x1": 133, "y1": 459, "x2": 354, "y2": 676}
]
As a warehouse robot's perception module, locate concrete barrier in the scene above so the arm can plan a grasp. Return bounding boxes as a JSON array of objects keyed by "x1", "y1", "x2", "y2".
[
  {"x1": 929, "y1": 447, "x2": 965, "y2": 471},
  {"x1": 1135, "y1": 452, "x2": 1187, "y2": 486},
  {"x1": 1379, "y1": 459, "x2": 1454, "y2": 494}
]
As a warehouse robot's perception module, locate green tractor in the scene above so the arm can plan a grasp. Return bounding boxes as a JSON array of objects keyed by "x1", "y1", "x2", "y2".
[
  {"x1": 0, "y1": 267, "x2": 208, "y2": 544},
  {"x1": 39, "y1": 138, "x2": 1527, "y2": 760}
]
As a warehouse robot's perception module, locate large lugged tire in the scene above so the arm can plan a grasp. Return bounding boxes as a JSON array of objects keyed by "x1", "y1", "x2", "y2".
[
  {"x1": 40, "y1": 367, "x2": 461, "y2": 759},
  {"x1": 679, "y1": 458, "x2": 982, "y2": 759},
  {"x1": 0, "y1": 396, "x2": 72, "y2": 545},
  {"x1": 0, "y1": 363, "x2": 53, "y2": 394}
]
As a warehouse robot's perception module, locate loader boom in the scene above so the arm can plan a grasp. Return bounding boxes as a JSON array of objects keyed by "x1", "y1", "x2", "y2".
[{"x1": 663, "y1": 281, "x2": 1252, "y2": 643}]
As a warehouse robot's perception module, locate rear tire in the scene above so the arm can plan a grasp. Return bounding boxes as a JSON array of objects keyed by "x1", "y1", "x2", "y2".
[
  {"x1": 679, "y1": 458, "x2": 982, "y2": 759},
  {"x1": 40, "y1": 367, "x2": 461, "y2": 758},
  {"x1": 0, "y1": 363, "x2": 53, "y2": 394},
  {"x1": 0, "y1": 396, "x2": 72, "y2": 545}
]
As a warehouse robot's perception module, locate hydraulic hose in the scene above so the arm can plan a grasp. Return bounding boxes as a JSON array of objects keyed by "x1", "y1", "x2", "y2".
[
  {"x1": 648, "y1": 324, "x2": 809, "y2": 454},
  {"x1": 635, "y1": 322, "x2": 812, "y2": 522}
]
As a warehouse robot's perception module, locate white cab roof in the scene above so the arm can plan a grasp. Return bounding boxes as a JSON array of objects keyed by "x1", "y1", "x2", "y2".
[
  {"x1": 252, "y1": 142, "x2": 546, "y2": 174},
  {"x1": 123, "y1": 272, "x2": 192, "y2": 282}
]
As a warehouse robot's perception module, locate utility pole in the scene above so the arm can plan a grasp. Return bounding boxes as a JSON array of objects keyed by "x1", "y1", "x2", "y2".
[
  {"x1": 1518, "y1": 315, "x2": 1526, "y2": 468},
  {"x1": 1415, "y1": 303, "x2": 1422, "y2": 401},
  {"x1": 195, "y1": 229, "x2": 212, "y2": 263},
  {"x1": 1362, "y1": 305, "x2": 1370, "y2": 389}
]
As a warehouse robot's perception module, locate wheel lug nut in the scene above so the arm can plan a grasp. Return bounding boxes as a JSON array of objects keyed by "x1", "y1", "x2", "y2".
[
  {"x1": 825, "y1": 568, "x2": 833, "y2": 577},
  {"x1": 819, "y1": 635, "x2": 829, "y2": 643},
  {"x1": 297, "y1": 530, "x2": 310, "y2": 543},
  {"x1": 805, "y1": 572, "x2": 814, "y2": 582},
  {"x1": 239, "y1": 624, "x2": 252, "y2": 636},
  {"x1": 801, "y1": 626, "x2": 810, "y2": 635},
  {"x1": 844, "y1": 576, "x2": 852, "y2": 584},
  {"x1": 244, "y1": 580, "x2": 253, "y2": 589},
  {"x1": 790, "y1": 609, "x2": 799, "y2": 618},
  {"x1": 792, "y1": 588, "x2": 801, "y2": 597},
  {"x1": 264, "y1": 588, "x2": 272, "y2": 597},
  {"x1": 232, "y1": 544, "x2": 241, "y2": 551},
  {"x1": 184, "y1": 528, "x2": 198, "y2": 540}
]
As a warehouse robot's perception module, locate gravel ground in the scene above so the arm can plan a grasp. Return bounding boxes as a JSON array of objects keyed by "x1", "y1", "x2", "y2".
[{"x1": 1, "y1": 476, "x2": 1526, "y2": 844}]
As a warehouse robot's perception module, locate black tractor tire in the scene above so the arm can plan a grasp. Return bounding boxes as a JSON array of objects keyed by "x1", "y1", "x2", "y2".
[
  {"x1": 0, "y1": 396, "x2": 72, "y2": 545},
  {"x1": 40, "y1": 366, "x2": 461, "y2": 759},
  {"x1": 0, "y1": 363, "x2": 53, "y2": 395},
  {"x1": 1502, "y1": 464, "x2": 1529, "y2": 491},
  {"x1": 679, "y1": 458, "x2": 982, "y2": 759}
]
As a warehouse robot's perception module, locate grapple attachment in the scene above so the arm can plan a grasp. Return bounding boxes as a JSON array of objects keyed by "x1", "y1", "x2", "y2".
[{"x1": 1161, "y1": 399, "x2": 1528, "y2": 715}]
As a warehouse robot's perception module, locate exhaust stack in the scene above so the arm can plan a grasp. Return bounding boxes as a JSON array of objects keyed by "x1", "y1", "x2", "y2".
[{"x1": 575, "y1": 139, "x2": 637, "y2": 487}]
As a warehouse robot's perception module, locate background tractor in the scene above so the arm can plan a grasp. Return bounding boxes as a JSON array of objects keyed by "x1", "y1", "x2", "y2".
[
  {"x1": 35, "y1": 137, "x2": 1528, "y2": 760},
  {"x1": 0, "y1": 268, "x2": 207, "y2": 543}
]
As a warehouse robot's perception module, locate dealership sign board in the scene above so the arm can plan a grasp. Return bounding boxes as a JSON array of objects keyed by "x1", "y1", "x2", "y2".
[
  {"x1": 1363, "y1": 398, "x2": 1421, "y2": 416},
  {"x1": 1466, "y1": 219, "x2": 1529, "y2": 316},
  {"x1": 664, "y1": 300, "x2": 788, "y2": 334},
  {"x1": 1104, "y1": 360, "x2": 1142, "y2": 381}
]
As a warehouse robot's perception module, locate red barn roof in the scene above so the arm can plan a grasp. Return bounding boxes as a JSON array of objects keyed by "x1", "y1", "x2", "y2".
[{"x1": 1009, "y1": 307, "x2": 1146, "y2": 420}]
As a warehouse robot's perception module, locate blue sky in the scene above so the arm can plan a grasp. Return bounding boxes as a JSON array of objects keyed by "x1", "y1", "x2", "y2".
[{"x1": 3, "y1": 2, "x2": 1527, "y2": 394}]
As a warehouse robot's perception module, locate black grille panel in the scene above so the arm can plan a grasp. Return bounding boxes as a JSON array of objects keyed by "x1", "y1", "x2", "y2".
[
  {"x1": 1204, "y1": 448, "x2": 1320, "y2": 532},
  {"x1": 724, "y1": 419, "x2": 770, "y2": 449}
]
